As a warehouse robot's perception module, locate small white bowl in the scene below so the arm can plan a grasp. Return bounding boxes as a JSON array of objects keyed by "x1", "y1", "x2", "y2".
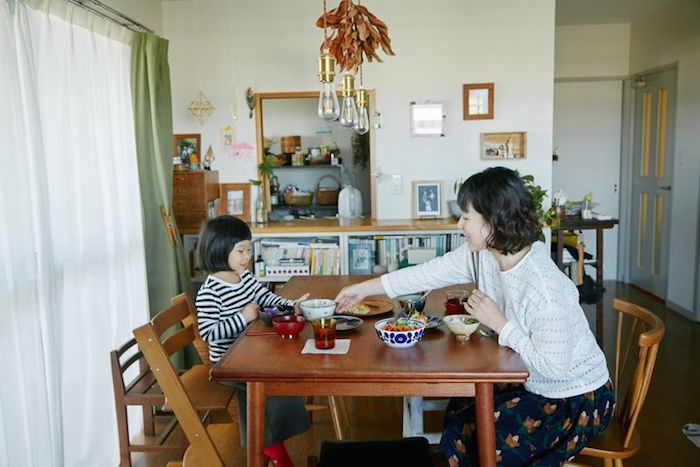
[
  {"x1": 374, "y1": 318, "x2": 426, "y2": 349},
  {"x1": 443, "y1": 314, "x2": 481, "y2": 342},
  {"x1": 299, "y1": 299, "x2": 336, "y2": 321}
]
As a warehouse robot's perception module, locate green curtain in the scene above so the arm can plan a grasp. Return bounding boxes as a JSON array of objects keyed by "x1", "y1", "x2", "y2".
[{"x1": 131, "y1": 33, "x2": 192, "y2": 318}]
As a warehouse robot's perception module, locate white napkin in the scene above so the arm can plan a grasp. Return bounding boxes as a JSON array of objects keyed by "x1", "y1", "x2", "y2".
[{"x1": 301, "y1": 339, "x2": 351, "y2": 354}]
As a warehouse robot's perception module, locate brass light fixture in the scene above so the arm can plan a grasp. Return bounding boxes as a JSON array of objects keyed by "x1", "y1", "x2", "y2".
[
  {"x1": 317, "y1": 0, "x2": 339, "y2": 121},
  {"x1": 338, "y1": 73, "x2": 357, "y2": 127}
]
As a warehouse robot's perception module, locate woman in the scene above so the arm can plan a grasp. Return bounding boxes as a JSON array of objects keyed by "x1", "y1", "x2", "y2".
[{"x1": 335, "y1": 167, "x2": 614, "y2": 466}]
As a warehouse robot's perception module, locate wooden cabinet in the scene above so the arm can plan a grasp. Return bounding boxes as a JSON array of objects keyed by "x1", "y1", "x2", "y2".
[{"x1": 172, "y1": 170, "x2": 219, "y2": 234}]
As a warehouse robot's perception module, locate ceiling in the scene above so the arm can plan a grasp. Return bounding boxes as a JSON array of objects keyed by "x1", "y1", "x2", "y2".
[{"x1": 556, "y1": 0, "x2": 675, "y2": 25}]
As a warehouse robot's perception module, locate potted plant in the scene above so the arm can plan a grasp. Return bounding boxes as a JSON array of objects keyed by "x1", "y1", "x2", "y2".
[{"x1": 520, "y1": 174, "x2": 556, "y2": 227}]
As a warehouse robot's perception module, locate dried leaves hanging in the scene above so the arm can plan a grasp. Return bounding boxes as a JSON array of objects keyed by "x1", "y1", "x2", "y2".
[{"x1": 316, "y1": 0, "x2": 395, "y2": 73}]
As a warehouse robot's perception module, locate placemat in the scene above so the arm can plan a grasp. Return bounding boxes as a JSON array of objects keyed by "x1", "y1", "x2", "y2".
[{"x1": 301, "y1": 339, "x2": 351, "y2": 355}]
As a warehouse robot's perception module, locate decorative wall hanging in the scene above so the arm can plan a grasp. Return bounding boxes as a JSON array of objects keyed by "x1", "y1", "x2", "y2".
[
  {"x1": 316, "y1": 0, "x2": 395, "y2": 133},
  {"x1": 173, "y1": 133, "x2": 201, "y2": 161},
  {"x1": 463, "y1": 83, "x2": 494, "y2": 120},
  {"x1": 409, "y1": 102, "x2": 445, "y2": 137},
  {"x1": 480, "y1": 131, "x2": 527, "y2": 160},
  {"x1": 246, "y1": 87, "x2": 256, "y2": 118},
  {"x1": 187, "y1": 91, "x2": 215, "y2": 125}
]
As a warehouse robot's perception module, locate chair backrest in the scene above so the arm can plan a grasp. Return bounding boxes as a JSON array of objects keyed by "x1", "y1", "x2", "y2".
[
  {"x1": 171, "y1": 293, "x2": 210, "y2": 364},
  {"x1": 133, "y1": 304, "x2": 227, "y2": 466},
  {"x1": 612, "y1": 298, "x2": 665, "y2": 448}
]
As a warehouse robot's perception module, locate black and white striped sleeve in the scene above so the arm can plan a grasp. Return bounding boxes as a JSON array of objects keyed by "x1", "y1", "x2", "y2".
[{"x1": 196, "y1": 284, "x2": 247, "y2": 342}]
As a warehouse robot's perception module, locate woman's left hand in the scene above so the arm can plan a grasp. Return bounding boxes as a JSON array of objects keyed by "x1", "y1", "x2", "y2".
[
  {"x1": 293, "y1": 293, "x2": 310, "y2": 316},
  {"x1": 463, "y1": 289, "x2": 507, "y2": 333}
]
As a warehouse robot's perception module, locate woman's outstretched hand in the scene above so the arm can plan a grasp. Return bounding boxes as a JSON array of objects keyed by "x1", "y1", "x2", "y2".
[
  {"x1": 293, "y1": 293, "x2": 310, "y2": 316},
  {"x1": 463, "y1": 289, "x2": 507, "y2": 333},
  {"x1": 334, "y1": 284, "x2": 367, "y2": 312}
]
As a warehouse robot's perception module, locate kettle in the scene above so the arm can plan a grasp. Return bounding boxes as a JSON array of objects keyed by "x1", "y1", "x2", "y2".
[{"x1": 338, "y1": 184, "x2": 362, "y2": 218}]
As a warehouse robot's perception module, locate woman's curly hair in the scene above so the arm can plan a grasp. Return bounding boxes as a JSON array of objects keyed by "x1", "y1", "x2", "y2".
[{"x1": 457, "y1": 167, "x2": 541, "y2": 255}]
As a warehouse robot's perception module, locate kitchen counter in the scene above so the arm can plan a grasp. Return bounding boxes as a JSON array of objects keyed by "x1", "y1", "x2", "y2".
[{"x1": 250, "y1": 217, "x2": 459, "y2": 234}]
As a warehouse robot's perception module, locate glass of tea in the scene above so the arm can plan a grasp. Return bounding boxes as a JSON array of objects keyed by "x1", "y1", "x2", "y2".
[
  {"x1": 445, "y1": 290, "x2": 468, "y2": 315},
  {"x1": 312, "y1": 318, "x2": 336, "y2": 350}
]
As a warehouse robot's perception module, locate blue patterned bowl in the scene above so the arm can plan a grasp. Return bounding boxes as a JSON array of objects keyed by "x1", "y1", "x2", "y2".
[{"x1": 374, "y1": 318, "x2": 426, "y2": 349}]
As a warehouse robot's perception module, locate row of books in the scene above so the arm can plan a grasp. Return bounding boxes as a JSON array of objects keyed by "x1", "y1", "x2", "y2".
[{"x1": 348, "y1": 233, "x2": 465, "y2": 274}]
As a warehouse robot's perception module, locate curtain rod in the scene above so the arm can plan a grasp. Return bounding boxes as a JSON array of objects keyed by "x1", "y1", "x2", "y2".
[{"x1": 66, "y1": 0, "x2": 155, "y2": 34}]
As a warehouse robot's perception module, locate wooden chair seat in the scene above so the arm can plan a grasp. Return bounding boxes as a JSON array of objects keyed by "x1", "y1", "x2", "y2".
[{"x1": 580, "y1": 421, "x2": 640, "y2": 460}]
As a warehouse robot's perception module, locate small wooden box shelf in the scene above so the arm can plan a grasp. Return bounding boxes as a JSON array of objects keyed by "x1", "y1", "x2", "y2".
[{"x1": 172, "y1": 170, "x2": 219, "y2": 234}]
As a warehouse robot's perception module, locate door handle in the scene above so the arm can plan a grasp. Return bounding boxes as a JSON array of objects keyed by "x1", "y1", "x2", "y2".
[{"x1": 659, "y1": 186, "x2": 671, "y2": 191}]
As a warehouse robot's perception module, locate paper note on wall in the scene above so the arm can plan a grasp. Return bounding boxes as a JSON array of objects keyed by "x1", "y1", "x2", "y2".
[{"x1": 232, "y1": 142, "x2": 254, "y2": 162}]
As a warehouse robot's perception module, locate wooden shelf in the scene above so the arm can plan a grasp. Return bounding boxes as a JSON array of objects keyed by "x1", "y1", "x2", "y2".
[{"x1": 271, "y1": 164, "x2": 341, "y2": 170}]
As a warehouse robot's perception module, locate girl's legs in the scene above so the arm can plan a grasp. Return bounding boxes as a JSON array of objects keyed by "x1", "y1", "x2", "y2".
[{"x1": 440, "y1": 382, "x2": 615, "y2": 466}]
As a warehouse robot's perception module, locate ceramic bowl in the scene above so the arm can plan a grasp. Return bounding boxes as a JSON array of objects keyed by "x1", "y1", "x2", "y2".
[
  {"x1": 374, "y1": 318, "x2": 426, "y2": 349},
  {"x1": 396, "y1": 293, "x2": 427, "y2": 314},
  {"x1": 442, "y1": 314, "x2": 480, "y2": 342},
  {"x1": 299, "y1": 299, "x2": 336, "y2": 321},
  {"x1": 260, "y1": 305, "x2": 295, "y2": 326},
  {"x1": 272, "y1": 315, "x2": 306, "y2": 339}
]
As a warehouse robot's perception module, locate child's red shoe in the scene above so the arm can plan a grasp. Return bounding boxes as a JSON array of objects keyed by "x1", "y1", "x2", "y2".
[{"x1": 263, "y1": 442, "x2": 294, "y2": 467}]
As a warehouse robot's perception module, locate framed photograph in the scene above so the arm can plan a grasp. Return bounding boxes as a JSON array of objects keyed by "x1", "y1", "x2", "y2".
[
  {"x1": 480, "y1": 131, "x2": 527, "y2": 160},
  {"x1": 173, "y1": 133, "x2": 201, "y2": 160},
  {"x1": 409, "y1": 101, "x2": 445, "y2": 137},
  {"x1": 216, "y1": 182, "x2": 251, "y2": 223},
  {"x1": 463, "y1": 83, "x2": 494, "y2": 120},
  {"x1": 412, "y1": 181, "x2": 442, "y2": 218}
]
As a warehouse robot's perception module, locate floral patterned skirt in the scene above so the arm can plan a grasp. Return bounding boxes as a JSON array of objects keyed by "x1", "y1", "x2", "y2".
[{"x1": 439, "y1": 381, "x2": 615, "y2": 466}]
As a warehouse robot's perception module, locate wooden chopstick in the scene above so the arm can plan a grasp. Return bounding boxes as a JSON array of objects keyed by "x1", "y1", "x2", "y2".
[{"x1": 245, "y1": 330, "x2": 278, "y2": 336}]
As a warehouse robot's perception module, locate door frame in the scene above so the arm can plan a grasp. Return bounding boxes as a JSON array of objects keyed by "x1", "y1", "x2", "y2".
[{"x1": 618, "y1": 62, "x2": 679, "y2": 290}]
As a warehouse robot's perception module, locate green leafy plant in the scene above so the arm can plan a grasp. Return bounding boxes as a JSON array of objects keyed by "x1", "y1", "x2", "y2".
[
  {"x1": 257, "y1": 155, "x2": 276, "y2": 179},
  {"x1": 520, "y1": 174, "x2": 555, "y2": 227}
]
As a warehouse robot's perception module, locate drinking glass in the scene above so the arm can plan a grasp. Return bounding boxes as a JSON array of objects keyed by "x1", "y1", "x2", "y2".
[
  {"x1": 312, "y1": 318, "x2": 336, "y2": 350},
  {"x1": 445, "y1": 290, "x2": 468, "y2": 315}
]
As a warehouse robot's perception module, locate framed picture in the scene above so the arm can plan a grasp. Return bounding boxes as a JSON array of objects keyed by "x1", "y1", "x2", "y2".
[
  {"x1": 173, "y1": 133, "x2": 201, "y2": 160},
  {"x1": 463, "y1": 83, "x2": 494, "y2": 120},
  {"x1": 480, "y1": 131, "x2": 527, "y2": 160},
  {"x1": 409, "y1": 101, "x2": 445, "y2": 137},
  {"x1": 217, "y1": 182, "x2": 251, "y2": 223},
  {"x1": 412, "y1": 181, "x2": 442, "y2": 218}
]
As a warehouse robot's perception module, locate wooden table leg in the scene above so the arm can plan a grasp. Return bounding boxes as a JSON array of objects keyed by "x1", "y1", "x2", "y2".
[
  {"x1": 247, "y1": 382, "x2": 265, "y2": 467},
  {"x1": 475, "y1": 382, "x2": 496, "y2": 467},
  {"x1": 595, "y1": 227, "x2": 605, "y2": 345}
]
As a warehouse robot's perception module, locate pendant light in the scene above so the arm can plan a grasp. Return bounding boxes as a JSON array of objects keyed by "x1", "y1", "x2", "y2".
[
  {"x1": 338, "y1": 73, "x2": 357, "y2": 127},
  {"x1": 354, "y1": 64, "x2": 369, "y2": 135},
  {"x1": 317, "y1": 0, "x2": 339, "y2": 121}
]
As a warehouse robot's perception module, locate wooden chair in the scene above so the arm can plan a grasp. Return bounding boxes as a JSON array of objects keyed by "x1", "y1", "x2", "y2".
[
  {"x1": 111, "y1": 338, "x2": 181, "y2": 467},
  {"x1": 134, "y1": 314, "x2": 238, "y2": 466},
  {"x1": 174, "y1": 292, "x2": 350, "y2": 439},
  {"x1": 573, "y1": 298, "x2": 665, "y2": 466}
]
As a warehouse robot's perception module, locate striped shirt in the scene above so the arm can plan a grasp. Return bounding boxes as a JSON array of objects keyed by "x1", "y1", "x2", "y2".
[{"x1": 195, "y1": 271, "x2": 294, "y2": 364}]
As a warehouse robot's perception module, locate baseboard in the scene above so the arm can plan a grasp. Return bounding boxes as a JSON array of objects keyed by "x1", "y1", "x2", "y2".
[{"x1": 666, "y1": 299, "x2": 698, "y2": 322}]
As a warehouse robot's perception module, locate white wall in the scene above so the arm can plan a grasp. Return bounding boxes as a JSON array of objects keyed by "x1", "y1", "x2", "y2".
[
  {"x1": 629, "y1": 0, "x2": 700, "y2": 318},
  {"x1": 162, "y1": 0, "x2": 556, "y2": 220},
  {"x1": 555, "y1": 24, "x2": 630, "y2": 78}
]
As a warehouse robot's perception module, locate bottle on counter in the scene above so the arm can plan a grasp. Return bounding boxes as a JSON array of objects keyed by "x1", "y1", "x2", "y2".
[{"x1": 254, "y1": 255, "x2": 266, "y2": 277}]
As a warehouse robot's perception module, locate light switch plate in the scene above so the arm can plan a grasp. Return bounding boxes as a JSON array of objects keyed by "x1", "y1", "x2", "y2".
[{"x1": 391, "y1": 175, "x2": 402, "y2": 194}]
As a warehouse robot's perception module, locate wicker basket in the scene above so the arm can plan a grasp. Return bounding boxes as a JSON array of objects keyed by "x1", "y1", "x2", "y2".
[
  {"x1": 315, "y1": 175, "x2": 341, "y2": 206},
  {"x1": 283, "y1": 192, "x2": 312, "y2": 206},
  {"x1": 280, "y1": 135, "x2": 301, "y2": 154}
]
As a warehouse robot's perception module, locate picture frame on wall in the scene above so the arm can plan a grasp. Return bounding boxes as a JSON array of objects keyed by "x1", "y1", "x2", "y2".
[
  {"x1": 463, "y1": 83, "x2": 494, "y2": 120},
  {"x1": 412, "y1": 181, "x2": 442, "y2": 218},
  {"x1": 480, "y1": 131, "x2": 527, "y2": 160},
  {"x1": 217, "y1": 182, "x2": 251, "y2": 223},
  {"x1": 173, "y1": 133, "x2": 201, "y2": 161}
]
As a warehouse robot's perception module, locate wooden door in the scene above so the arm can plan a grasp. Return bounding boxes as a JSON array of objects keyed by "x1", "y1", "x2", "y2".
[{"x1": 629, "y1": 67, "x2": 677, "y2": 298}]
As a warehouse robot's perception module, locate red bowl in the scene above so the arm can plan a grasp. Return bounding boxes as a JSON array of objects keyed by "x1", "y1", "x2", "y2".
[{"x1": 272, "y1": 315, "x2": 306, "y2": 339}]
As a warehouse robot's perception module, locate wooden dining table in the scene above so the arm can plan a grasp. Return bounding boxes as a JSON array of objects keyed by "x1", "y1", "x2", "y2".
[{"x1": 210, "y1": 275, "x2": 528, "y2": 467}]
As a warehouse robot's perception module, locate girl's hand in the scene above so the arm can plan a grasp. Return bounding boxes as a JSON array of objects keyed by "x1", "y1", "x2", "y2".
[
  {"x1": 241, "y1": 302, "x2": 260, "y2": 323},
  {"x1": 463, "y1": 289, "x2": 507, "y2": 333},
  {"x1": 293, "y1": 293, "x2": 310, "y2": 316}
]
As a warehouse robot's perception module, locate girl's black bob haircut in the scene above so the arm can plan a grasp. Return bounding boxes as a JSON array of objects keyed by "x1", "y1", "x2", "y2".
[
  {"x1": 457, "y1": 167, "x2": 541, "y2": 255},
  {"x1": 198, "y1": 215, "x2": 252, "y2": 272}
]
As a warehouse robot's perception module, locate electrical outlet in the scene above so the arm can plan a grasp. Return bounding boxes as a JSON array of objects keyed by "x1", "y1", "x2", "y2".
[{"x1": 391, "y1": 175, "x2": 402, "y2": 194}]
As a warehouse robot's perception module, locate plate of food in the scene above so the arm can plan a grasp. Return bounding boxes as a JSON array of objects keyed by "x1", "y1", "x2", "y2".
[
  {"x1": 330, "y1": 315, "x2": 364, "y2": 332},
  {"x1": 342, "y1": 297, "x2": 395, "y2": 317}
]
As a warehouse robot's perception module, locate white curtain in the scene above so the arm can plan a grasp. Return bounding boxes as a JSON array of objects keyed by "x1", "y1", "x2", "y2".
[{"x1": 0, "y1": 1, "x2": 150, "y2": 465}]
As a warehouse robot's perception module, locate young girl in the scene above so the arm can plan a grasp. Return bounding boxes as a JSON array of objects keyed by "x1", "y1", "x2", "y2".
[
  {"x1": 196, "y1": 215, "x2": 310, "y2": 467},
  {"x1": 335, "y1": 167, "x2": 614, "y2": 466}
]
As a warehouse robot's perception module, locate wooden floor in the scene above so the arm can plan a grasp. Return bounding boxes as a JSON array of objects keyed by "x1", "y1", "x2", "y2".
[{"x1": 131, "y1": 281, "x2": 700, "y2": 466}]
